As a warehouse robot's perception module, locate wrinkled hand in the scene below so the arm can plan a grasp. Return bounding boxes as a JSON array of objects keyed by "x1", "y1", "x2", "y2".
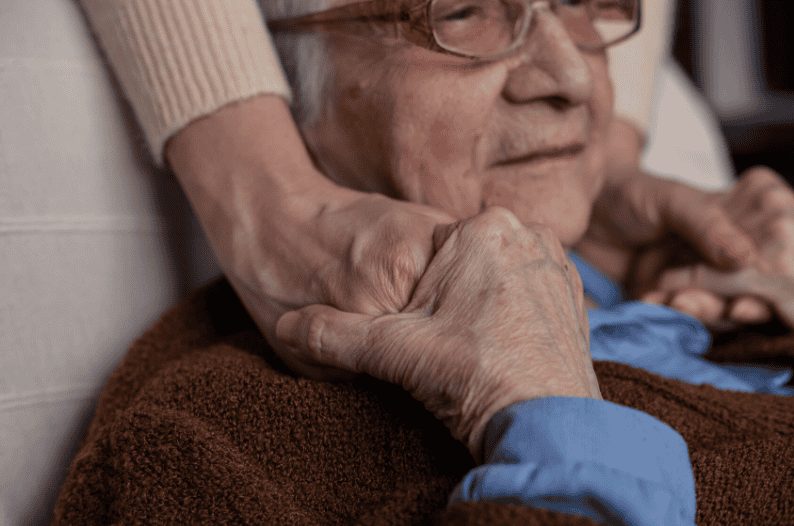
[
  {"x1": 225, "y1": 188, "x2": 456, "y2": 378},
  {"x1": 578, "y1": 171, "x2": 756, "y2": 282},
  {"x1": 166, "y1": 95, "x2": 455, "y2": 379},
  {"x1": 643, "y1": 168, "x2": 794, "y2": 329},
  {"x1": 575, "y1": 167, "x2": 766, "y2": 327},
  {"x1": 277, "y1": 207, "x2": 600, "y2": 458}
]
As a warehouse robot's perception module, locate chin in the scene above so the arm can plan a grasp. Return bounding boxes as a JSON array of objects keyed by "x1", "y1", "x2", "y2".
[
  {"x1": 481, "y1": 175, "x2": 595, "y2": 247},
  {"x1": 538, "y1": 207, "x2": 591, "y2": 248}
]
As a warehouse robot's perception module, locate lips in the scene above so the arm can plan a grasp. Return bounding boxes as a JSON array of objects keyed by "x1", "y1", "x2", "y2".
[{"x1": 492, "y1": 143, "x2": 586, "y2": 167}]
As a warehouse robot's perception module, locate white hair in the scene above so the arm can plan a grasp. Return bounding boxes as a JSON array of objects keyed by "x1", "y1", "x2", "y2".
[{"x1": 259, "y1": 0, "x2": 335, "y2": 126}]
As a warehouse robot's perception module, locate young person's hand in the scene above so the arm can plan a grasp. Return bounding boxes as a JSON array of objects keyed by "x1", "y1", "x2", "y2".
[
  {"x1": 277, "y1": 207, "x2": 599, "y2": 459},
  {"x1": 167, "y1": 95, "x2": 454, "y2": 378}
]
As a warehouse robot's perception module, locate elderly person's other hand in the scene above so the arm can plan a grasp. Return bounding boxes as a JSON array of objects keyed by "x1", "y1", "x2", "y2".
[
  {"x1": 167, "y1": 96, "x2": 455, "y2": 379},
  {"x1": 578, "y1": 164, "x2": 794, "y2": 329},
  {"x1": 277, "y1": 207, "x2": 600, "y2": 459},
  {"x1": 636, "y1": 168, "x2": 794, "y2": 329}
]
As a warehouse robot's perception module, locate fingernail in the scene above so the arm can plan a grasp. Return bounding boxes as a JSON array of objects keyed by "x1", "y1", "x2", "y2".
[
  {"x1": 672, "y1": 297, "x2": 699, "y2": 316},
  {"x1": 641, "y1": 292, "x2": 665, "y2": 305},
  {"x1": 730, "y1": 301, "x2": 768, "y2": 322}
]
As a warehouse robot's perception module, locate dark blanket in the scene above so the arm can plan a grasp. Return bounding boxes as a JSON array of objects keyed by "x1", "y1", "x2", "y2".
[{"x1": 53, "y1": 278, "x2": 794, "y2": 525}]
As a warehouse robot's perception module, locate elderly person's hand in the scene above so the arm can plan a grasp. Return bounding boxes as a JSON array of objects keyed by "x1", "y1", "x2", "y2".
[
  {"x1": 637, "y1": 168, "x2": 794, "y2": 329},
  {"x1": 167, "y1": 95, "x2": 455, "y2": 379},
  {"x1": 578, "y1": 165, "x2": 794, "y2": 329},
  {"x1": 277, "y1": 207, "x2": 600, "y2": 459}
]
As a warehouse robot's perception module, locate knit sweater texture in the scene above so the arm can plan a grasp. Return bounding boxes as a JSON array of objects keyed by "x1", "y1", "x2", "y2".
[
  {"x1": 79, "y1": 0, "x2": 291, "y2": 166},
  {"x1": 53, "y1": 278, "x2": 794, "y2": 525}
]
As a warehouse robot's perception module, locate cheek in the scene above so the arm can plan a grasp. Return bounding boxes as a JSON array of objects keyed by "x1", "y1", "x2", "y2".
[
  {"x1": 388, "y1": 71, "x2": 503, "y2": 217},
  {"x1": 481, "y1": 173, "x2": 594, "y2": 246}
]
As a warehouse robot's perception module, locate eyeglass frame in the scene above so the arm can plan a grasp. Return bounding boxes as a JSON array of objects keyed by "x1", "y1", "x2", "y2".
[{"x1": 266, "y1": 0, "x2": 643, "y2": 60}]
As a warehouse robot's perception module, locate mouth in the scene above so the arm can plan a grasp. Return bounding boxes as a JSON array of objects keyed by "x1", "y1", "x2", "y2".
[{"x1": 492, "y1": 143, "x2": 586, "y2": 168}]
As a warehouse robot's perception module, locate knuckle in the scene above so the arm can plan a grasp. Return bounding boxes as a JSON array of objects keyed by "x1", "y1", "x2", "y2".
[
  {"x1": 520, "y1": 222, "x2": 565, "y2": 262},
  {"x1": 523, "y1": 221, "x2": 556, "y2": 244},
  {"x1": 467, "y1": 207, "x2": 523, "y2": 250},
  {"x1": 303, "y1": 312, "x2": 328, "y2": 359},
  {"x1": 769, "y1": 214, "x2": 794, "y2": 239},
  {"x1": 744, "y1": 166, "x2": 779, "y2": 188},
  {"x1": 479, "y1": 206, "x2": 523, "y2": 230},
  {"x1": 761, "y1": 187, "x2": 794, "y2": 211},
  {"x1": 381, "y1": 248, "x2": 422, "y2": 293}
]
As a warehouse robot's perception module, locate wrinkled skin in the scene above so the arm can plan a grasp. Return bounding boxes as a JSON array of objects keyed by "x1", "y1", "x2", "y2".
[
  {"x1": 278, "y1": 2, "x2": 794, "y2": 452},
  {"x1": 282, "y1": 5, "x2": 611, "y2": 452},
  {"x1": 305, "y1": 6, "x2": 613, "y2": 247},
  {"x1": 171, "y1": 1, "x2": 794, "y2": 454},
  {"x1": 278, "y1": 208, "x2": 597, "y2": 457},
  {"x1": 636, "y1": 167, "x2": 794, "y2": 329}
]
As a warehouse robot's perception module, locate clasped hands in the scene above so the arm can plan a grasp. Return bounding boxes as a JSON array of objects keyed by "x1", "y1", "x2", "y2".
[
  {"x1": 278, "y1": 207, "x2": 599, "y2": 457},
  {"x1": 274, "y1": 166, "x2": 794, "y2": 457},
  {"x1": 167, "y1": 97, "x2": 794, "y2": 457}
]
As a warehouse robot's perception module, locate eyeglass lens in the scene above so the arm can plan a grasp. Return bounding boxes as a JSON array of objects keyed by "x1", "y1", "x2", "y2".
[{"x1": 429, "y1": 0, "x2": 639, "y2": 57}]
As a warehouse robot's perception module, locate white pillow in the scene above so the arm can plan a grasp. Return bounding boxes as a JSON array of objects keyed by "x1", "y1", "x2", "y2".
[
  {"x1": 642, "y1": 59, "x2": 736, "y2": 191},
  {"x1": 0, "y1": 1, "x2": 219, "y2": 523}
]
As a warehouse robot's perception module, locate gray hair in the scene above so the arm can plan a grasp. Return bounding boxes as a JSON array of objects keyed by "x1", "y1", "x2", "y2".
[{"x1": 259, "y1": 0, "x2": 335, "y2": 126}]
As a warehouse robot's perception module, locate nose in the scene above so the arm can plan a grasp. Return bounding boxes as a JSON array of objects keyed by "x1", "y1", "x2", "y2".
[{"x1": 502, "y1": 2, "x2": 594, "y2": 106}]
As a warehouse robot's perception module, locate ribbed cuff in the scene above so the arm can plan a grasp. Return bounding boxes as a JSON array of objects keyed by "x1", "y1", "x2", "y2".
[{"x1": 81, "y1": 0, "x2": 293, "y2": 166}]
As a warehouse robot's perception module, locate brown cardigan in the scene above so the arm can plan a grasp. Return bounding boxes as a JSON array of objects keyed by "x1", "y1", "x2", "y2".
[{"x1": 53, "y1": 278, "x2": 794, "y2": 525}]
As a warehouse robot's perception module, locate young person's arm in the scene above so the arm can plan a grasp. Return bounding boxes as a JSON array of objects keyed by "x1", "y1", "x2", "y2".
[
  {"x1": 80, "y1": 0, "x2": 454, "y2": 376},
  {"x1": 166, "y1": 95, "x2": 453, "y2": 375}
]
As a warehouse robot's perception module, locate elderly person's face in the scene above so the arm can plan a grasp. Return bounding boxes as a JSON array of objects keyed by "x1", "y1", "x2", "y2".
[{"x1": 302, "y1": 1, "x2": 614, "y2": 246}]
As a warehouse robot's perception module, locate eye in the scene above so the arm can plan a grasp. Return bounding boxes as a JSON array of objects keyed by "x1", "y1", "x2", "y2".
[
  {"x1": 432, "y1": 0, "x2": 489, "y2": 23},
  {"x1": 441, "y1": 5, "x2": 481, "y2": 21},
  {"x1": 430, "y1": 0, "x2": 527, "y2": 56}
]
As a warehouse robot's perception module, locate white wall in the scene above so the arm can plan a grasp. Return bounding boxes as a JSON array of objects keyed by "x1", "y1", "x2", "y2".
[{"x1": 0, "y1": 1, "x2": 219, "y2": 523}]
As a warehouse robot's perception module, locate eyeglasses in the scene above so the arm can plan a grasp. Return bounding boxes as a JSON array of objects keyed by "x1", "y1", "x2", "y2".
[{"x1": 268, "y1": 0, "x2": 642, "y2": 60}]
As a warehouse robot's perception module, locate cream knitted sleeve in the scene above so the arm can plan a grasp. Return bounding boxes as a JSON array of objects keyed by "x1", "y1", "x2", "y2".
[{"x1": 80, "y1": 0, "x2": 292, "y2": 166}]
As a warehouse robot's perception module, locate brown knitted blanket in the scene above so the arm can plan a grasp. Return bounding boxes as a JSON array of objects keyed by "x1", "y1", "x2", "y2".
[{"x1": 53, "y1": 278, "x2": 794, "y2": 525}]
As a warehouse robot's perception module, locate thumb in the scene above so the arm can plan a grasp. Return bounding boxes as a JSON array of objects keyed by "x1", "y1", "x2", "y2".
[
  {"x1": 663, "y1": 191, "x2": 758, "y2": 270},
  {"x1": 276, "y1": 305, "x2": 375, "y2": 374}
]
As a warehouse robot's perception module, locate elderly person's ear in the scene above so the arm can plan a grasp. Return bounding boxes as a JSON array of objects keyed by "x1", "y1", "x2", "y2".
[{"x1": 278, "y1": 207, "x2": 599, "y2": 459}]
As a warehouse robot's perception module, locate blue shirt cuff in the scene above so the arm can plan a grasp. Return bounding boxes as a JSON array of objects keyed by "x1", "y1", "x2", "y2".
[{"x1": 450, "y1": 397, "x2": 696, "y2": 526}]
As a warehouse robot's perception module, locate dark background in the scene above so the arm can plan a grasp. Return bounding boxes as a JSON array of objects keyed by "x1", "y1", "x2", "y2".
[{"x1": 673, "y1": 0, "x2": 794, "y2": 180}]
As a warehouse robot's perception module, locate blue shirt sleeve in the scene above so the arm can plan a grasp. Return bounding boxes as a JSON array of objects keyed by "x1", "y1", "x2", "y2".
[{"x1": 450, "y1": 397, "x2": 696, "y2": 526}]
